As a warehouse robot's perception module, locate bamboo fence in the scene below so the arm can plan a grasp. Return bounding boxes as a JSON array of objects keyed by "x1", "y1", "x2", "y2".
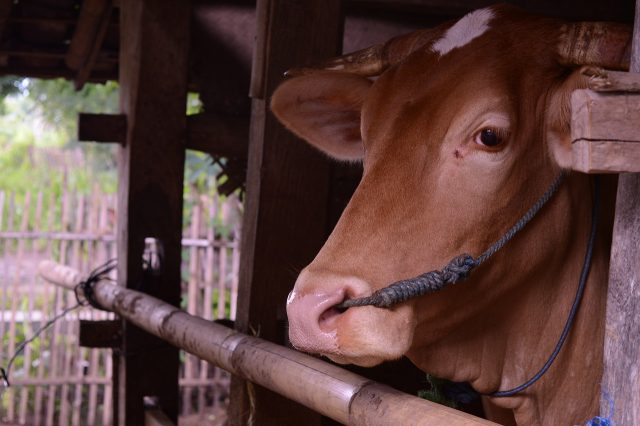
[{"x1": 0, "y1": 187, "x2": 241, "y2": 426}]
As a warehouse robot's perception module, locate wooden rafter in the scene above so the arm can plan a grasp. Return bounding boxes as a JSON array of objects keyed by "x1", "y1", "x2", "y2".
[
  {"x1": 0, "y1": 0, "x2": 13, "y2": 67},
  {"x1": 65, "y1": 0, "x2": 114, "y2": 90}
]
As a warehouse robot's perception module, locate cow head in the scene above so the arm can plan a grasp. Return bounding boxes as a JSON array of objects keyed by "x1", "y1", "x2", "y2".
[{"x1": 272, "y1": 5, "x2": 629, "y2": 373}]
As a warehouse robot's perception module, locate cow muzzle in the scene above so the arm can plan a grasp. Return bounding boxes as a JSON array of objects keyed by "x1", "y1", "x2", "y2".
[{"x1": 286, "y1": 271, "x2": 415, "y2": 366}]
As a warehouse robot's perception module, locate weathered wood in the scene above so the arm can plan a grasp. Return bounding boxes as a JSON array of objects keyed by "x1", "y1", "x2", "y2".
[
  {"x1": 571, "y1": 88, "x2": 640, "y2": 173},
  {"x1": 65, "y1": 0, "x2": 114, "y2": 89},
  {"x1": 145, "y1": 408, "x2": 176, "y2": 426},
  {"x1": 75, "y1": 3, "x2": 114, "y2": 90},
  {"x1": 231, "y1": 0, "x2": 344, "y2": 424},
  {"x1": 78, "y1": 112, "x2": 249, "y2": 159},
  {"x1": 572, "y1": 140, "x2": 640, "y2": 173},
  {"x1": 116, "y1": 0, "x2": 190, "y2": 424},
  {"x1": 39, "y1": 260, "x2": 497, "y2": 426},
  {"x1": 78, "y1": 113, "x2": 126, "y2": 144},
  {"x1": 186, "y1": 113, "x2": 249, "y2": 159},
  {"x1": 600, "y1": 1, "x2": 640, "y2": 424},
  {"x1": 79, "y1": 320, "x2": 122, "y2": 348},
  {"x1": 588, "y1": 69, "x2": 640, "y2": 91},
  {"x1": 0, "y1": 0, "x2": 13, "y2": 67}
]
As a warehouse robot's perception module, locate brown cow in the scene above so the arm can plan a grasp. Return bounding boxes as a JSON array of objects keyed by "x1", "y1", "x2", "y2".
[{"x1": 272, "y1": 5, "x2": 630, "y2": 425}]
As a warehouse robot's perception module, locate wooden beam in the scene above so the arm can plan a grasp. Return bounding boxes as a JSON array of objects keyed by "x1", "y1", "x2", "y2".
[
  {"x1": 79, "y1": 319, "x2": 121, "y2": 348},
  {"x1": 0, "y1": 47, "x2": 117, "y2": 62},
  {"x1": 78, "y1": 113, "x2": 126, "y2": 144},
  {"x1": 571, "y1": 81, "x2": 640, "y2": 173},
  {"x1": 77, "y1": 112, "x2": 249, "y2": 159},
  {"x1": 229, "y1": 0, "x2": 344, "y2": 425},
  {"x1": 65, "y1": 0, "x2": 114, "y2": 89},
  {"x1": 0, "y1": 0, "x2": 13, "y2": 67},
  {"x1": 600, "y1": 0, "x2": 640, "y2": 424},
  {"x1": 186, "y1": 113, "x2": 248, "y2": 159},
  {"x1": 116, "y1": 0, "x2": 190, "y2": 424}
]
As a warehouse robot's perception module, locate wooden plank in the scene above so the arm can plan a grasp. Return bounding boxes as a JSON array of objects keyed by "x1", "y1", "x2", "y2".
[
  {"x1": 116, "y1": 0, "x2": 190, "y2": 424},
  {"x1": 587, "y1": 69, "x2": 640, "y2": 91},
  {"x1": 572, "y1": 90, "x2": 640, "y2": 142},
  {"x1": 78, "y1": 113, "x2": 126, "y2": 144},
  {"x1": 187, "y1": 113, "x2": 249, "y2": 160},
  {"x1": 229, "y1": 0, "x2": 344, "y2": 424},
  {"x1": 572, "y1": 140, "x2": 640, "y2": 173},
  {"x1": 571, "y1": 89, "x2": 640, "y2": 173},
  {"x1": 79, "y1": 320, "x2": 122, "y2": 348},
  {"x1": 78, "y1": 112, "x2": 249, "y2": 159},
  {"x1": 600, "y1": 0, "x2": 640, "y2": 424}
]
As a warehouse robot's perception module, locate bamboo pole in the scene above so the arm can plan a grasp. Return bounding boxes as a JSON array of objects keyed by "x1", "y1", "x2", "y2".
[{"x1": 38, "y1": 261, "x2": 496, "y2": 426}]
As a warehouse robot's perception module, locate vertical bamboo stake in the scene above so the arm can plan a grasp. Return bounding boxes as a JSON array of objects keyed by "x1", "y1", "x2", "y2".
[
  {"x1": 100, "y1": 192, "x2": 115, "y2": 426},
  {"x1": 182, "y1": 197, "x2": 202, "y2": 416},
  {"x1": 217, "y1": 198, "x2": 229, "y2": 320},
  {"x1": 68, "y1": 194, "x2": 86, "y2": 426},
  {"x1": 200, "y1": 195, "x2": 215, "y2": 414},
  {"x1": 86, "y1": 189, "x2": 104, "y2": 426},
  {"x1": 46, "y1": 189, "x2": 71, "y2": 426},
  {"x1": 7, "y1": 192, "x2": 31, "y2": 423},
  {"x1": 71, "y1": 194, "x2": 87, "y2": 426},
  {"x1": 230, "y1": 197, "x2": 241, "y2": 321},
  {"x1": 18, "y1": 191, "x2": 43, "y2": 423},
  {"x1": 102, "y1": 349, "x2": 113, "y2": 426},
  {"x1": 34, "y1": 190, "x2": 57, "y2": 426},
  {"x1": 0, "y1": 190, "x2": 6, "y2": 365}
]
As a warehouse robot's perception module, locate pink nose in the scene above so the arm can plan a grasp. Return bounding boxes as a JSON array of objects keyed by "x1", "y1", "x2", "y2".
[{"x1": 286, "y1": 289, "x2": 346, "y2": 353}]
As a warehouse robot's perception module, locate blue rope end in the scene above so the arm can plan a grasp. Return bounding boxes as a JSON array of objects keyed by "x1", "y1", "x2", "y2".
[{"x1": 586, "y1": 416, "x2": 614, "y2": 426}]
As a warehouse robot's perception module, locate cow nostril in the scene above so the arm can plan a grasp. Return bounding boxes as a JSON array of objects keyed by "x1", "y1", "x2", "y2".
[{"x1": 318, "y1": 305, "x2": 346, "y2": 331}]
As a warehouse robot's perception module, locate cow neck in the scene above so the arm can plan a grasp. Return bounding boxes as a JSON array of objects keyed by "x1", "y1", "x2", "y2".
[{"x1": 339, "y1": 172, "x2": 601, "y2": 399}]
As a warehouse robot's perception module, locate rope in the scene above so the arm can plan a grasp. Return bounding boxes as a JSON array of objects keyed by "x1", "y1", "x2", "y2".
[
  {"x1": 336, "y1": 173, "x2": 600, "y2": 400},
  {"x1": 336, "y1": 172, "x2": 567, "y2": 310},
  {"x1": 75, "y1": 258, "x2": 117, "y2": 311},
  {"x1": 488, "y1": 175, "x2": 599, "y2": 397},
  {"x1": 0, "y1": 258, "x2": 117, "y2": 401}
]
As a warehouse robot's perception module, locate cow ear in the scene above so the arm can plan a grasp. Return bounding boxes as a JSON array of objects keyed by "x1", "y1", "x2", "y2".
[
  {"x1": 547, "y1": 66, "x2": 609, "y2": 168},
  {"x1": 271, "y1": 72, "x2": 372, "y2": 161}
]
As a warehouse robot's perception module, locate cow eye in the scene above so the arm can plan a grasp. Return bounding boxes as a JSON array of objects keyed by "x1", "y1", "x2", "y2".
[{"x1": 475, "y1": 128, "x2": 503, "y2": 147}]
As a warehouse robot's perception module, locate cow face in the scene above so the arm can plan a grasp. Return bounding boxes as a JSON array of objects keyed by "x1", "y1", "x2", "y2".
[{"x1": 272, "y1": 5, "x2": 628, "y2": 368}]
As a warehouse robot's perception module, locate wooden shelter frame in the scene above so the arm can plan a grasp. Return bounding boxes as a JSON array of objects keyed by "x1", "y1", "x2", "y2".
[{"x1": 0, "y1": 0, "x2": 639, "y2": 424}]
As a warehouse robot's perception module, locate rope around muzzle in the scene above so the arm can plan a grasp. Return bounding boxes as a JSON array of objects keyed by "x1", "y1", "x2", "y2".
[{"x1": 335, "y1": 172, "x2": 567, "y2": 310}]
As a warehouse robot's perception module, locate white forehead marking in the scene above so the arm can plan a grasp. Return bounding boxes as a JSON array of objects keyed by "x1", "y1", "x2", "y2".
[{"x1": 431, "y1": 8, "x2": 494, "y2": 56}]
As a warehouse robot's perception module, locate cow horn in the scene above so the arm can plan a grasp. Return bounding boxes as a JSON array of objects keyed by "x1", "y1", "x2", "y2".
[
  {"x1": 286, "y1": 27, "x2": 443, "y2": 77},
  {"x1": 558, "y1": 22, "x2": 632, "y2": 70}
]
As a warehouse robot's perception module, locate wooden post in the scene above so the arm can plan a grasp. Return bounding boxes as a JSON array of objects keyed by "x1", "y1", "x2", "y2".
[
  {"x1": 116, "y1": 1, "x2": 190, "y2": 424},
  {"x1": 601, "y1": 2, "x2": 640, "y2": 424},
  {"x1": 229, "y1": 0, "x2": 344, "y2": 424}
]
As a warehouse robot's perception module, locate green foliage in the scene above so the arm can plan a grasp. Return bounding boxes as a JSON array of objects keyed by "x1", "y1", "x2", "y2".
[{"x1": 0, "y1": 77, "x2": 119, "y2": 195}]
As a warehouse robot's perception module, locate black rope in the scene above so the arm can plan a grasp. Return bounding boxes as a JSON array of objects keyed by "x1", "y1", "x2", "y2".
[
  {"x1": 336, "y1": 172, "x2": 567, "y2": 310},
  {"x1": 487, "y1": 175, "x2": 599, "y2": 397},
  {"x1": 75, "y1": 258, "x2": 118, "y2": 311},
  {"x1": 0, "y1": 303, "x2": 81, "y2": 396},
  {"x1": 0, "y1": 259, "x2": 117, "y2": 398}
]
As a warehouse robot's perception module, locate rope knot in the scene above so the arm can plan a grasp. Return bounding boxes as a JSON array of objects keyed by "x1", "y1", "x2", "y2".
[{"x1": 441, "y1": 254, "x2": 476, "y2": 283}]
